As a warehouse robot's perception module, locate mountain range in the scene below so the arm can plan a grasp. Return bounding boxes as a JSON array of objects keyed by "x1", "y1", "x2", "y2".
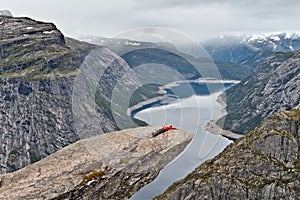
[
  {"x1": 203, "y1": 33, "x2": 300, "y2": 67},
  {"x1": 1, "y1": 13, "x2": 299, "y2": 200},
  {"x1": 80, "y1": 36, "x2": 254, "y2": 81}
]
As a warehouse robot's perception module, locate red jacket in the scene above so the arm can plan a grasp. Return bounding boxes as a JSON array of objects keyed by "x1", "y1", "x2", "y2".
[{"x1": 163, "y1": 125, "x2": 175, "y2": 131}]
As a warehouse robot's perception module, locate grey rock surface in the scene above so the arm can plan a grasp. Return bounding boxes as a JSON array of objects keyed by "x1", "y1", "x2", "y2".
[
  {"x1": 0, "y1": 127, "x2": 193, "y2": 200},
  {"x1": 0, "y1": 16, "x2": 83, "y2": 174},
  {"x1": 0, "y1": 16, "x2": 141, "y2": 174},
  {"x1": 0, "y1": 78, "x2": 79, "y2": 173},
  {"x1": 217, "y1": 50, "x2": 300, "y2": 134},
  {"x1": 155, "y1": 108, "x2": 300, "y2": 200},
  {"x1": 0, "y1": 10, "x2": 13, "y2": 17}
]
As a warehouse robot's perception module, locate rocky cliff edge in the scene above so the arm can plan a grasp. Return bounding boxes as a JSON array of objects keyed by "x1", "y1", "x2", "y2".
[
  {"x1": 217, "y1": 50, "x2": 300, "y2": 134},
  {"x1": 0, "y1": 127, "x2": 193, "y2": 200},
  {"x1": 0, "y1": 15, "x2": 142, "y2": 174},
  {"x1": 155, "y1": 108, "x2": 300, "y2": 199}
]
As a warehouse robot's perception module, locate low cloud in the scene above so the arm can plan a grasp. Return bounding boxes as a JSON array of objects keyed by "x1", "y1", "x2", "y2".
[{"x1": 2, "y1": 0, "x2": 300, "y2": 41}]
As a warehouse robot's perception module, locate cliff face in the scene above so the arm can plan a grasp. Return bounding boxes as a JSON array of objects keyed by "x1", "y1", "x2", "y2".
[
  {"x1": 0, "y1": 16, "x2": 138, "y2": 174},
  {"x1": 0, "y1": 16, "x2": 80, "y2": 174},
  {"x1": 217, "y1": 50, "x2": 300, "y2": 134},
  {"x1": 155, "y1": 108, "x2": 300, "y2": 200},
  {"x1": 0, "y1": 78, "x2": 79, "y2": 173},
  {"x1": 0, "y1": 127, "x2": 193, "y2": 200},
  {"x1": 0, "y1": 16, "x2": 76, "y2": 78}
]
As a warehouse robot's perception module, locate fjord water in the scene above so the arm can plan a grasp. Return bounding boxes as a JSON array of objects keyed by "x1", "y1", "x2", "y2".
[{"x1": 131, "y1": 82, "x2": 233, "y2": 199}]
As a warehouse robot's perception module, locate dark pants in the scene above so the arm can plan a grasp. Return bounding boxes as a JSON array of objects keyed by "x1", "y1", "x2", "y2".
[{"x1": 152, "y1": 128, "x2": 166, "y2": 137}]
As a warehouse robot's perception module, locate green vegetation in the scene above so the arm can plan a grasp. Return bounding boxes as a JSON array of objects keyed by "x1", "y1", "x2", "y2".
[
  {"x1": 94, "y1": 85, "x2": 148, "y2": 129},
  {"x1": 0, "y1": 50, "x2": 78, "y2": 80},
  {"x1": 80, "y1": 171, "x2": 106, "y2": 186},
  {"x1": 121, "y1": 48, "x2": 253, "y2": 81},
  {"x1": 295, "y1": 159, "x2": 300, "y2": 173},
  {"x1": 216, "y1": 112, "x2": 263, "y2": 134},
  {"x1": 94, "y1": 90, "x2": 115, "y2": 122},
  {"x1": 121, "y1": 48, "x2": 201, "y2": 80},
  {"x1": 215, "y1": 61, "x2": 254, "y2": 80},
  {"x1": 45, "y1": 110, "x2": 56, "y2": 119},
  {"x1": 29, "y1": 151, "x2": 40, "y2": 164},
  {"x1": 283, "y1": 108, "x2": 300, "y2": 120},
  {"x1": 0, "y1": 33, "x2": 84, "y2": 81},
  {"x1": 235, "y1": 115, "x2": 263, "y2": 134},
  {"x1": 9, "y1": 147, "x2": 22, "y2": 156},
  {"x1": 129, "y1": 84, "x2": 161, "y2": 107},
  {"x1": 274, "y1": 51, "x2": 295, "y2": 60}
]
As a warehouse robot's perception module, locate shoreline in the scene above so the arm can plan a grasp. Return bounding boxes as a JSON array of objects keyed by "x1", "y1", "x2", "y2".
[
  {"x1": 127, "y1": 94, "x2": 169, "y2": 116},
  {"x1": 128, "y1": 78, "x2": 243, "y2": 141},
  {"x1": 204, "y1": 120, "x2": 243, "y2": 140},
  {"x1": 131, "y1": 82, "x2": 237, "y2": 199},
  {"x1": 127, "y1": 78, "x2": 239, "y2": 117},
  {"x1": 127, "y1": 81, "x2": 181, "y2": 116},
  {"x1": 202, "y1": 82, "x2": 242, "y2": 141}
]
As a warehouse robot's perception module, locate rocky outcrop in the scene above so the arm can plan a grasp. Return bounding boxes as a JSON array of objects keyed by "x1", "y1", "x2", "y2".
[
  {"x1": 0, "y1": 78, "x2": 79, "y2": 173},
  {"x1": 155, "y1": 108, "x2": 300, "y2": 200},
  {"x1": 204, "y1": 120, "x2": 242, "y2": 140},
  {"x1": 0, "y1": 16, "x2": 81, "y2": 173},
  {"x1": 0, "y1": 16, "x2": 142, "y2": 174},
  {"x1": 0, "y1": 127, "x2": 193, "y2": 200},
  {"x1": 0, "y1": 16, "x2": 74, "y2": 78},
  {"x1": 0, "y1": 10, "x2": 12, "y2": 17},
  {"x1": 217, "y1": 50, "x2": 300, "y2": 134}
]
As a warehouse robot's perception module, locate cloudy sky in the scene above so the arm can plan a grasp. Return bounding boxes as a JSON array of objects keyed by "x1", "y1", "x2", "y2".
[{"x1": 2, "y1": 0, "x2": 300, "y2": 41}]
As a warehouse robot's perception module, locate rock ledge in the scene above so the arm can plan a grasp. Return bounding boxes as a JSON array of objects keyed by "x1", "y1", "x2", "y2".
[{"x1": 0, "y1": 127, "x2": 193, "y2": 200}]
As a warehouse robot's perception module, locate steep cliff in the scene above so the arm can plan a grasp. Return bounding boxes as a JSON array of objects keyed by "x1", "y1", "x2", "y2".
[
  {"x1": 0, "y1": 127, "x2": 193, "y2": 200},
  {"x1": 0, "y1": 16, "x2": 139, "y2": 174},
  {"x1": 217, "y1": 50, "x2": 300, "y2": 134},
  {"x1": 155, "y1": 108, "x2": 300, "y2": 200}
]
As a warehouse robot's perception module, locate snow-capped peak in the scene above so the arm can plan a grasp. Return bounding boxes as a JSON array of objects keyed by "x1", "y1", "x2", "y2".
[
  {"x1": 247, "y1": 34, "x2": 267, "y2": 43},
  {"x1": 284, "y1": 32, "x2": 300, "y2": 39},
  {"x1": 269, "y1": 35, "x2": 281, "y2": 41},
  {"x1": 124, "y1": 40, "x2": 141, "y2": 46}
]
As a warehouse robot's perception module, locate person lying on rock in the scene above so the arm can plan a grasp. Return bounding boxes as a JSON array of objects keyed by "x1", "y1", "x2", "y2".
[{"x1": 152, "y1": 125, "x2": 177, "y2": 137}]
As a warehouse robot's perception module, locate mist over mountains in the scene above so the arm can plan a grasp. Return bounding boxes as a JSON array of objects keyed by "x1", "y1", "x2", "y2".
[
  {"x1": 0, "y1": 11, "x2": 299, "y2": 199},
  {"x1": 81, "y1": 32, "x2": 300, "y2": 79},
  {"x1": 203, "y1": 33, "x2": 300, "y2": 66}
]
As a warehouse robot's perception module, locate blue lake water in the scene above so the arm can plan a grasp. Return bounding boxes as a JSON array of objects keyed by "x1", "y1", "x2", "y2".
[{"x1": 130, "y1": 82, "x2": 233, "y2": 200}]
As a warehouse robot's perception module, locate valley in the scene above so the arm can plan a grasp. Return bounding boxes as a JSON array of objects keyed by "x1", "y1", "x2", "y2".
[{"x1": 0, "y1": 11, "x2": 299, "y2": 200}]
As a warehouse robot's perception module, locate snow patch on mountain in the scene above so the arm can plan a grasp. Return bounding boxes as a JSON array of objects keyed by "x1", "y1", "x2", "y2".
[{"x1": 125, "y1": 40, "x2": 141, "y2": 46}]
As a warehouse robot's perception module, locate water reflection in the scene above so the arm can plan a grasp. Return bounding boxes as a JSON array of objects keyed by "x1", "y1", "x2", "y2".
[{"x1": 131, "y1": 90, "x2": 232, "y2": 199}]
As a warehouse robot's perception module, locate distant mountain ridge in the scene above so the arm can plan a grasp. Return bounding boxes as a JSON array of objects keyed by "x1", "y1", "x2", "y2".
[
  {"x1": 202, "y1": 33, "x2": 300, "y2": 67},
  {"x1": 80, "y1": 35, "x2": 254, "y2": 80}
]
